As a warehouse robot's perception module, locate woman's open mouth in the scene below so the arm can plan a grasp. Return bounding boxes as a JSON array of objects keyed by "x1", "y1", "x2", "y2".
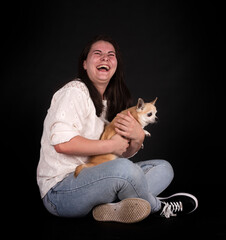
[{"x1": 96, "y1": 64, "x2": 110, "y2": 72}]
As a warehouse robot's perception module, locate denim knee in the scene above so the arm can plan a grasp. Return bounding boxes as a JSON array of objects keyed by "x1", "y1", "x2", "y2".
[
  {"x1": 112, "y1": 158, "x2": 146, "y2": 184},
  {"x1": 160, "y1": 159, "x2": 174, "y2": 183},
  {"x1": 138, "y1": 159, "x2": 174, "y2": 182}
]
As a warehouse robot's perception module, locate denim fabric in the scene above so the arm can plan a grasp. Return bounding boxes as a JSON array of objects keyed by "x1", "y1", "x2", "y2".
[{"x1": 43, "y1": 158, "x2": 174, "y2": 217}]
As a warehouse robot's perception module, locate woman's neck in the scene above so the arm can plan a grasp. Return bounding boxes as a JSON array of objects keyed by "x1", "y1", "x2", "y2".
[{"x1": 94, "y1": 83, "x2": 108, "y2": 100}]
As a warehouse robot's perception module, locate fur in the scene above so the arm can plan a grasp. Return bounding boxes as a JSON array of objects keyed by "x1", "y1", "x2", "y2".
[{"x1": 74, "y1": 98, "x2": 157, "y2": 177}]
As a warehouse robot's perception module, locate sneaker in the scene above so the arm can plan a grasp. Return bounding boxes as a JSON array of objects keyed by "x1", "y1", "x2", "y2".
[
  {"x1": 157, "y1": 192, "x2": 198, "y2": 218},
  {"x1": 92, "y1": 198, "x2": 151, "y2": 223}
]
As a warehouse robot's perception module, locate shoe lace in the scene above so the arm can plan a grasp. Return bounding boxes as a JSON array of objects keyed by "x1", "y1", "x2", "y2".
[{"x1": 160, "y1": 201, "x2": 183, "y2": 218}]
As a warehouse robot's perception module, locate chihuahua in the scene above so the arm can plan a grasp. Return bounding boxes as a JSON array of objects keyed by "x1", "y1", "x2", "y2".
[{"x1": 74, "y1": 98, "x2": 157, "y2": 177}]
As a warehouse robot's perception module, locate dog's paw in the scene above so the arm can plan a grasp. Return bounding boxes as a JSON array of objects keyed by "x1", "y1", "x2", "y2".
[
  {"x1": 74, "y1": 164, "x2": 85, "y2": 177},
  {"x1": 144, "y1": 130, "x2": 151, "y2": 137}
]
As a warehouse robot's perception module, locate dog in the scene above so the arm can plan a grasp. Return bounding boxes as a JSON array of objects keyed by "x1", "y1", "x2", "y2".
[{"x1": 74, "y1": 97, "x2": 157, "y2": 177}]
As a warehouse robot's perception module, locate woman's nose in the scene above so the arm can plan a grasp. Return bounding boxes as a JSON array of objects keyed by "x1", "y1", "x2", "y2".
[{"x1": 101, "y1": 53, "x2": 109, "y2": 61}]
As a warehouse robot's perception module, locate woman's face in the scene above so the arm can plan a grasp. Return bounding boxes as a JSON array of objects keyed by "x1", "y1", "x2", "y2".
[{"x1": 83, "y1": 40, "x2": 118, "y2": 89}]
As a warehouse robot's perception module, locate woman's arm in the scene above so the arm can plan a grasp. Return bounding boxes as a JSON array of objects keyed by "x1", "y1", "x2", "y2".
[
  {"x1": 122, "y1": 137, "x2": 144, "y2": 158},
  {"x1": 54, "y1": 134, "x2": 129, "y2": 156}
]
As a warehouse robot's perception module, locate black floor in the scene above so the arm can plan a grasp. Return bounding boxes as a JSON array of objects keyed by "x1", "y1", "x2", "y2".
[
  {"x1": 18, "y1": 185, "x2": 225, "y2": 240},
  {"x1": 38, "y1": 210, "x2": 223, "y2": 240}
]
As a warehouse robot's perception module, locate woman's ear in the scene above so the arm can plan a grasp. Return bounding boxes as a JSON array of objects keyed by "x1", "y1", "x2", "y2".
[{"x1": 83, "y1": 60, "x2": 87, "y2": 70}]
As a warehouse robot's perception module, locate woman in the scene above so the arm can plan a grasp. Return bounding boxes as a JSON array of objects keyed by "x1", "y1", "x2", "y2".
[{"x1": 37, "y1": 35, "x2": 198, "y2": 223}]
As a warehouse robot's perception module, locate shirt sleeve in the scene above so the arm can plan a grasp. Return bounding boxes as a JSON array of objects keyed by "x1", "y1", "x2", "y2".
[{"x1": 49, "y1": 87, "x2": 90, "y2": 145}]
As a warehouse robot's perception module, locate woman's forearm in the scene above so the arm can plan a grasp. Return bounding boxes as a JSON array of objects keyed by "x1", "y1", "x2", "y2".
[
  {"x1": 122, "y1": 138, "x2": 143, "y2": 158},
  {"x1": 54, "y1": 135, "x2": 113, "y2": 156}
]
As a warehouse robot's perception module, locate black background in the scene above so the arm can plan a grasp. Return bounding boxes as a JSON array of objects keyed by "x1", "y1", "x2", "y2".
[{"x1": 3, "y1": 0, "x2": 225, "y2": 239}]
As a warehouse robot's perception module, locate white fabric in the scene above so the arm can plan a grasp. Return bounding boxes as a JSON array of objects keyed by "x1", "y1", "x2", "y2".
[{"x1": 37, "y1": 79, "x2": 106, "y2": 198}]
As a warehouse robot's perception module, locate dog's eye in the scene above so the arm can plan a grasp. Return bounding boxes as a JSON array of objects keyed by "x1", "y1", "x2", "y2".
[{"x1": 147, "y1": 112, "x2": 152, "y2": 117}]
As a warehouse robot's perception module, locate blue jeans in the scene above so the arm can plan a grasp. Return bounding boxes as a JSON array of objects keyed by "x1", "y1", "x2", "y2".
[{"x1": 43, "y1": 158, "x2": 174, "y2": 217}]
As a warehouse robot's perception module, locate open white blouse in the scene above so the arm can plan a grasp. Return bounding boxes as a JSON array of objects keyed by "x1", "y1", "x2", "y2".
[{"x1": 37, "y1": 79, "x2": 107, "y2": 198}]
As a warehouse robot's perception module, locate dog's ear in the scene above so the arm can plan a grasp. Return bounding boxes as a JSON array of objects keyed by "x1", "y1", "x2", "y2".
[
  {"x1": 151, "y1": 97, "x2": 158, "y2": 105},
  {"x1": 136, "y1": 98, "x2": 145, "y2": 112}
]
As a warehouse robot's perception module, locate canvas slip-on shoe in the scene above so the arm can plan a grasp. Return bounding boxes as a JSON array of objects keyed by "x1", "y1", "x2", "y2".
[{"x1": 92, "y1": 198, "x2": 151, "y2": 223}]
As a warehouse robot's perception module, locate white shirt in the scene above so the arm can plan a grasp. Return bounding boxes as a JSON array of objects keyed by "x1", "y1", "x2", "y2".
[{"x1": 37, "y1": 79, "x2": 106, "y2": 198}]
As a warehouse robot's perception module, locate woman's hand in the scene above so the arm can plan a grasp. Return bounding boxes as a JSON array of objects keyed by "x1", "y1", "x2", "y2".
[
  {"x1": 110, "y1": 134, "x2": 130, "y2": 156},
  {"x1": 114, "y1": 111, "x2": 145, "y2": 142},
  {"x1": 114, "y1": 111, "x2": 145, "y2": 158}
]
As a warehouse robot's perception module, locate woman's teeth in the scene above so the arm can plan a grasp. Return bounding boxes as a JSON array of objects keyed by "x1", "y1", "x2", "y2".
[{"x1": 97, "y1": 65, "x2": 110, "y2": 71}]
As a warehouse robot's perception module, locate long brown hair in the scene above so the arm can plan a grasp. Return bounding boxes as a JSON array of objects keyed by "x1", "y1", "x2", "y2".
[{"x1": 78, "y1": 34, "x2": 132, "y2": 122}]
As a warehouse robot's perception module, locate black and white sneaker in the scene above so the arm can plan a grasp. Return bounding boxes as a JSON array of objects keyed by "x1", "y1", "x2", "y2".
[{"x1": 157, "y1": 192, "x2": 198, "y2": 218}]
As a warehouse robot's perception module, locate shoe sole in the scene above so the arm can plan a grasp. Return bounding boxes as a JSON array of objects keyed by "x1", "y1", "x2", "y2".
[
  {"x1": 92, "y1": 198, "x2": 151, "y2": 223},
  {"x1": 158, "y1": 192, "x2": 198, "y2": 213}
]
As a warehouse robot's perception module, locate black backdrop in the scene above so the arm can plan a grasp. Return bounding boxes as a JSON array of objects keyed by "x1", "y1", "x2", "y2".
[{"x1": 3, "y1": 0, "x2": 225, "y2": 238}]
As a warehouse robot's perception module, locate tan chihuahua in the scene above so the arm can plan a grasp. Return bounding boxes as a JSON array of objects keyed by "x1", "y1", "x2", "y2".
[{"x1": 74, "y1": 98, "x2": 157, "y2": 177}]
